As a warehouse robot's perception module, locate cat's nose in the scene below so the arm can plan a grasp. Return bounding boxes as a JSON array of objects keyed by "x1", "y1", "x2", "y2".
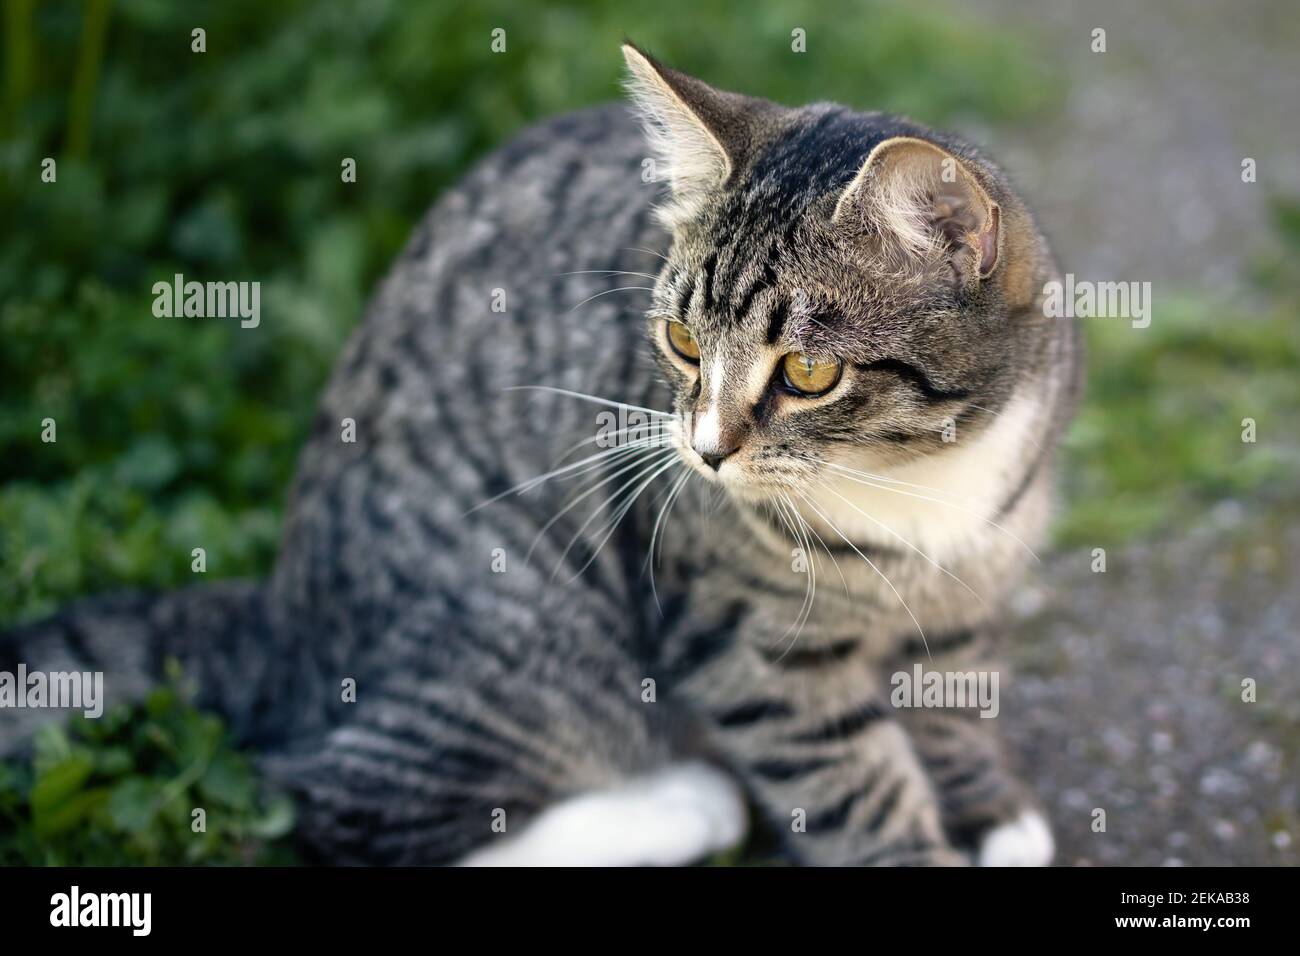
[
  {"x1": 698, "y1": 448, "x2": 736, "y2": 471},
  {"x1": 691, "y1": 401, "x2": 745, "y2": 471}
]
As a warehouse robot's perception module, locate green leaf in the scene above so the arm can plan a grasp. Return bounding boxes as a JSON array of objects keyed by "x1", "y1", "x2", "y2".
[
  {"x1": 144, "y1": 686, "x2": 178, "y2": 717},
  {"x1": 246, "y1": 794, "x2": 296, "y2": 840},
  {"x1": 107, "y1": 777, "x2": 160, "y2": 833},
  {"x1": 31, "y1": 724, "x2": 72, "y2": 771},
  {"x1": 95, "y1": 746, "x2": 134, "y2": 777},
  {"x1": 29, "y1": 751, "x2": 94, "y2": 813},
  {"x1": 0, "y1": 761, "x2": 27, "y2": 796},
  {"x1": 198, "y1": 750, "x2": 256, "y2": 809},
  {"x1": 30, "y1": 748, "x2": 100, "y2": 839},
  {"x1": 33, "y1": 787, "x2": 110, "y2": 839}
]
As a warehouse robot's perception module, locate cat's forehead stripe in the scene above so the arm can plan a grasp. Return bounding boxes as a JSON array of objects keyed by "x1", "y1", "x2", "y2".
[
  {"x1": 764, "y1": 296, "x2": 788, "y2": 345},
  {"x1": 690, "y1": 246, "x2": 790, "y2": 344},
  {"x1": 675, "y1": 272, "x2": 696, "y2": 316},
  {"x1": 699, "y1": 251, "x2": 719, "y2": 311},
  {"x1": 731, "y1": 262, "x2": 771, "y2": 322}
]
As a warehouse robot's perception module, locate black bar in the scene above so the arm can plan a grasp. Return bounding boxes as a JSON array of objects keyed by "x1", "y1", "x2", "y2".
[{"x1": 0, "y1": 866, "x2": 1283, "y2": 941}]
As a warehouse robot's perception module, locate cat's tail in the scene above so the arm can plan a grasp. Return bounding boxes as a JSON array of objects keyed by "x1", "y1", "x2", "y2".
[{"x1": 0, "y1": 582, "x2": 286, "y2": 756}]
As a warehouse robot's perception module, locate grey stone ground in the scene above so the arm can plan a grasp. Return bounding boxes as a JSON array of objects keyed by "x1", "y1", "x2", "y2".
[
  {"x1": 955, "y1": 0, "x2": 1300, "y2": 291},
  {"x1": 940, "y1": 0, "x2": 1299, "y2": 865},
  {"x1": 1005, "y1": 504, "x2": 1299, "y2": 866}
]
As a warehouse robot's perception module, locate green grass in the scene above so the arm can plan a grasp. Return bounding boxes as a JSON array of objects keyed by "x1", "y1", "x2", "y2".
[
  {"x1": 0, "y1": 666, "x2": 296, "y2": 865},
  {"x1": 1056, "y1": 202, "x2": 1300, "y2": 547},
  {"x1": 1058, "y1": 287, "x2": 1300, "y2": 547}
]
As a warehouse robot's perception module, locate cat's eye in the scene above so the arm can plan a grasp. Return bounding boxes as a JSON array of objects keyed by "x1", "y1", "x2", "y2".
[
  {"x1": 781, "y1": 353, "x2": 842, "y2": 396},
  {"x1": 666, "y1": 321, "x2": 700, "y2": 362}
]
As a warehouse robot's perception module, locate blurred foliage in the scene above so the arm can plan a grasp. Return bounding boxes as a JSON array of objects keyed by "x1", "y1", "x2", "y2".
[
  {"x1": 0, "y1": 665, "x2": 296, "y2": 865},
  {"x1": 0, "y1": 0, "x2": 1063, "y2": 866},
  {"x1": 1058, "y1": 201, "x2": 1300, "y2": 547},
  {"x1": 0, "y1": 0, "x2": 1061, "y2": 626},
  {"x1": 1, "y1": 0, "x2": 1293, "y2": 866}
]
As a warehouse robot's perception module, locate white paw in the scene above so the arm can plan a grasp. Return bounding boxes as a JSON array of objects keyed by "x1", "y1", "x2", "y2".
[
  {"x1": 458, "y1": 761, "x2": 748, "y2": 866},
  {"x1": 977, "y1": 810, "x2": 1054, "y2": 867}
]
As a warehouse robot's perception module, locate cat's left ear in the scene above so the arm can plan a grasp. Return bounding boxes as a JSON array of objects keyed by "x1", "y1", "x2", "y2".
[
  {"x1": 833, "y1": 136, "x2": 1001, "y2": 283},
  {"x1": 621, "y1": 42, "x2": 752, "y2": 225}
]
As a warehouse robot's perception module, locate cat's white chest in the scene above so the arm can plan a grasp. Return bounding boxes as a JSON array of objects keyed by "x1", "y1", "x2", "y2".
[{"x1": 813, "y1": 391, "x2": 1044, "y2": 564}]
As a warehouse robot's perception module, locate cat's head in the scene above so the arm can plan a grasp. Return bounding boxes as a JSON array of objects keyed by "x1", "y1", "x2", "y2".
[{"x1": 623, "y1": 44, "x2": 1056, "y2": 514}]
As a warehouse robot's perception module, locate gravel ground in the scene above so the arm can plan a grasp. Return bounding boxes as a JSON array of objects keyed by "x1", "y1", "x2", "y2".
[
  {"x1": 1004, "y1": 503, "x2": 1300, "y2": 866},
  {"x1": 931, "y1": 0, "x2": 1300, "y2": 866},
  {"x1": 950, "y1": 0, "x2": 1300, "y2": 292}
]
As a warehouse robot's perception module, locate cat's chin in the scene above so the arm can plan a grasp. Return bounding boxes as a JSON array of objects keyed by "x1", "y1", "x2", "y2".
[{"x1": 715, "y1": 475, "x2": 808, "y2": 508}]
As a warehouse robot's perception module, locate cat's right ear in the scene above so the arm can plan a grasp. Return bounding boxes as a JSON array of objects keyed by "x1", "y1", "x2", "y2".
[
  {"x1": 621, "y1": 42, "x2": 746, "y2": 226},
  {"x1": 832, "y1": 136, "x2": 1002, "y2": 286}
]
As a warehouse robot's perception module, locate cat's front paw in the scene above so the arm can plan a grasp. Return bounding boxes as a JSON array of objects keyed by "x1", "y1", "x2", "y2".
[{"x1": 976, "y1": 810, "x2": 1054, "y2": 866}]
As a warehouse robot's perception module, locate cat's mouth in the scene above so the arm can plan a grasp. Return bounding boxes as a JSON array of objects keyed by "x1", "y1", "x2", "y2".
[
  {"x1": 673, "y1": 438, "x2": 816, "y2": 504},
  {"x1": 679, "y1": 443, "x2": 732, "y2": 482},
  {"x1": 666, "y1": 411, "x2": 835, "y2": 505},
  {"x1": 674, "y1": 430, "x2": 748, "y2": 487}
]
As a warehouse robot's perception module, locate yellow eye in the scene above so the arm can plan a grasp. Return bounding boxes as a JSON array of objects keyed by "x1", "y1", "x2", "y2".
[
  {"x1": 782, "y1": 353, "x2": 842, "y2": 395},
  {"x1": 666, "y1": 321, "x2": 700, "y2": 362}
]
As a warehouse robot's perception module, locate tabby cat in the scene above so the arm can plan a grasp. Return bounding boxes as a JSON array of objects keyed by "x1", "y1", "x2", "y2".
[{"x1": 1, "y1": 44, "x2": 1082, "y2": 865}]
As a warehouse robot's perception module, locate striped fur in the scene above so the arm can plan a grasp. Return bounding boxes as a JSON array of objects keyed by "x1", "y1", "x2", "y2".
[{"x1": 1, "y1": 49, "x2": 1081, "y2": 865}]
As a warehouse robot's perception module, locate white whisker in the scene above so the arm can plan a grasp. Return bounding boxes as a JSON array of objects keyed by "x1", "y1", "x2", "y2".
[
  {"x1": 644, "y1": 468, "x2": 691, "y2": 615},
  {"x1": 568, "y1": 286, "x2": 655, "y2": 312},
  {"x1": 816, "y1": 480, "x2": 986, "y2": 608},
  {"x1": 550, "y1": 450, "x2": 677, "y2": 581},
  {"x1": 555, "y1": 426, "x2": 670, "y2": 464},
  {"x1": 772, "y1": 493, "x2": 816, "y2": 648},
  {"x1": 525, "y1": 447, "x2": 675, "y2": 566},
  {"x1": 794, "y1": 489, "x2": 931, "y2": 660},
  {"x1": 504, "y1": 385, "x2": 672, "y2": 419},
  {"x1": 967, "y1": 403, "x2": 1044, "y2": 452},
  {"x1": 465, "y1": 438, "x2": 658, "y2": 515},
  {"x1": 806, "y1": 455, "x2": 981, "y2": 505},
  {"x1": 821, "y1": 462, "x2": 1041, "y2": 562},
  {"x1": 558, "y1": 270, "x2": 661, "y2": 281},
  {"x1": 623, "y1": 245, "x2": 669, "y2": 262},
  {"x1": 788, "y1": 492, "x2": 850, "y2": 598},
  {"x1": 564, "y1": 455, "x2": 680, "y2": 584}
]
